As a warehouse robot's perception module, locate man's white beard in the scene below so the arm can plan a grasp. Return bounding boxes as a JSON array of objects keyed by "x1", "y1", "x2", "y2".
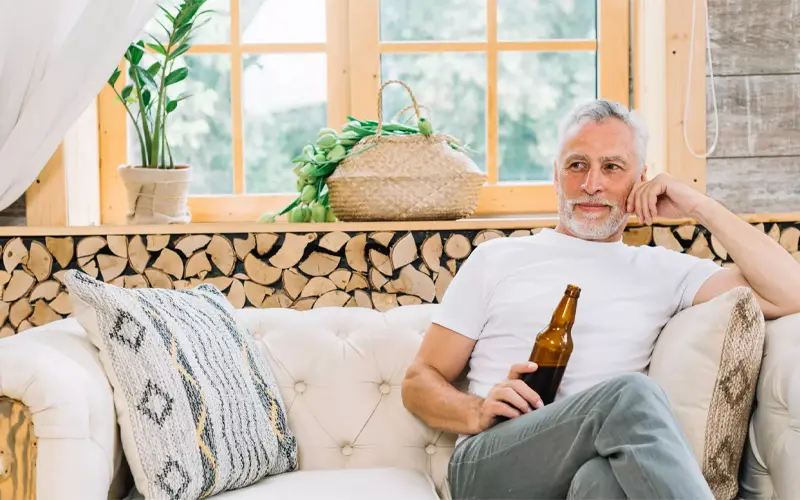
[{"x1": 558, "y1": 192, "x2": 628, "y2": 241}]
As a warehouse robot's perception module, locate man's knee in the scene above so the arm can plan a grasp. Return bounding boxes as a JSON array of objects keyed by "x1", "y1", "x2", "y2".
[{"x1": 612, "y1": 372, "x2": 666, "y2": 400}]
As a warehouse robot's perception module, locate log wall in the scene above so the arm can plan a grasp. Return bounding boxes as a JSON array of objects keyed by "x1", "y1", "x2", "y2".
[
  {"x1": 706, "y1": 0, "x2": 800, "y2": 212},
  {"x1": 0, "y1": 221, "x2": 798, "y2": 337}
]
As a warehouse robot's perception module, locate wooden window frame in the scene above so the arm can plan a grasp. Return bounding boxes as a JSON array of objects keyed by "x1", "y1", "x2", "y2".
[{"x1": 98, "y1": 0, "x2": 631, "y2": 224}]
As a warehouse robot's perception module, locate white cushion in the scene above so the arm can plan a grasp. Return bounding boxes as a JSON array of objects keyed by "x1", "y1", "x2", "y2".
[
  {"x1": 233, "y1": 305, "x2": 455, "y2": 498},
  {"x1": 649, "y1": 286, "x2": 765, "y2": 500},
  {"x1": 127, "y1": 467, "x2": 440, "y2": 500}
]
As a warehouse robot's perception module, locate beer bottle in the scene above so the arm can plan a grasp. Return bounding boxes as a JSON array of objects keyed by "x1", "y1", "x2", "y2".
[{"x1": 521, "y1": 284, "x2": 580, "y2": 406}]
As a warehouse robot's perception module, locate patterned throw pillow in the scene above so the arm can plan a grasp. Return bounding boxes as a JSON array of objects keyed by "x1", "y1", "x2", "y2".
[
  {"x1": 648, "y1": 286, "x2": 765, "y2": 500},
  {"x1": 64, "y1": 270, "x2": 297, "y2": 500}
]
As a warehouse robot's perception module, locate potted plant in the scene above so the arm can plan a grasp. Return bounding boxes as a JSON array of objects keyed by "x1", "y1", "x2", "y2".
[{"x1": 107, "y1": 1, "x2": 211, "y2": 224}]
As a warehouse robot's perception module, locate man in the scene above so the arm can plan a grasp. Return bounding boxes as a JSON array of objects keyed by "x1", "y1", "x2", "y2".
[{"x1": 401, "y1": 99, "x2": 800, "y2": 499}]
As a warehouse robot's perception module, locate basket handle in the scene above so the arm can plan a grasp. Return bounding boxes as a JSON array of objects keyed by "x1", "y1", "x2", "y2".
[
  {"x1": 376, "y1": 79, "x2": 423, "y2": 137},
  {"x1": 391, "y1": 103, "x2": 432, "y2": 125}
]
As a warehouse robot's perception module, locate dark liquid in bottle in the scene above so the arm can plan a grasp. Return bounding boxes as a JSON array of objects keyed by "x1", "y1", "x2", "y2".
[{"x1": 521, "y1": 365, "x2": 566, "y2": 406}]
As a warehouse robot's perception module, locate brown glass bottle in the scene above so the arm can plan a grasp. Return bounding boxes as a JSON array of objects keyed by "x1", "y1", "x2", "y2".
[{"x1": 521, "y1": 284, "x2": 580, "y2": 406}]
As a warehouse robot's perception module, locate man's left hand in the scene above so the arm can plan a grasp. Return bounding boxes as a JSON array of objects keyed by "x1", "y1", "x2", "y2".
[{"x1": 626, "y1": 173, "x2": 708, "y2": 225}]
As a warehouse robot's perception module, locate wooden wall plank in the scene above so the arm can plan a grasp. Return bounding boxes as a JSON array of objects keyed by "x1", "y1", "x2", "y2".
[
  {"x1": 0, "y1": 397, "x2": 37, "y2": 500},
  {"x1": 707, "y1": 156, "x2": 800, "y2": 213},
  {"x1": 0, "y1": 196, "x2": 26, "y2": 227},
  {"x1": 709, "y1": 74, "x2": 800, "y2": 157},
  {"x1": 708, "y1": 0, "x2": 800, "y2": 76}
]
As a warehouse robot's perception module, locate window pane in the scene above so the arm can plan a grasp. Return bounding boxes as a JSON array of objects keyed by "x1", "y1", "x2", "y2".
[
  {"x1": 498, "y1": 0, "x2": 596, "y2": 41},
  {"x1": 381, "y1": 53, "x2": 487, "y2": 171},
  {"x1": 242, "y1": 0, "x2": 326, "y2": 43},
  {"x1": 498, "y1": 51, "x2": 596, "y2": 182},
  {"x1": 243, "y1": 54, "x2": 327, "y2": 194},
  {"x1": 380, "y1": 0, "x2": 485, "y2": 41},
  {"x1": 142, "y1": 0, "x2": 230, "y2": 44},
  {"x1": 165, "y1": 55, "x2": 233, "y2": 194}
]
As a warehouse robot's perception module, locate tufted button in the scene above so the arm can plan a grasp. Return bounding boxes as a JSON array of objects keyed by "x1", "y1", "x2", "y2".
[
  {"x1": 341, "y1": 445, "x2": 353, "y2": 456},
  {"x1": 336, "y1": 331, "x2": 348, "y2": 339},
  {"x1": 379, "y1": 383, "x2": 391, "y2": 394},
  {"x1": 294, "y1": 382, "x2": 306, "y2": 394},
  {"x1": 425, "y1": 444, "x2": 436, "y2": 455}
]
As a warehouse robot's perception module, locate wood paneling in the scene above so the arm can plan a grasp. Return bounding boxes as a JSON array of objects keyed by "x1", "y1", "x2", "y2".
[
  {"x1": 708, "y1": 0, "x2": 800, "y2": 76},
  {"x1": 0, "y1": 196, "x2": 26, "y2": 227},
  {"x1": 710, "y1": 75, "x2": 800, "y2": 157},
  {"x1": 707, "y1": 157, "x2": 800, "y2": 213},
  {"x1": 0, "y1": 397, "x2": 36, "y2": 500}
]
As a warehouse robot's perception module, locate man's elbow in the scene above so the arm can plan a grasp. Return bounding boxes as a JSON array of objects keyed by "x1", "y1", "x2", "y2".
[{"x1": 401, "y1": 361, "x2": 422, "y2": 411}]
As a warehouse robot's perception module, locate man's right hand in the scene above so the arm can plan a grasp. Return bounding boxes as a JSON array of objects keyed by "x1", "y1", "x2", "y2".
[{"x1": 471, "y1": 362, "x2": 544, "y2": 433}]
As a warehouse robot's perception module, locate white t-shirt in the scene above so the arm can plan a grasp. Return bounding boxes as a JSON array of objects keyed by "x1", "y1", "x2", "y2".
[{"x1": 431, "y1": 228, "x2": 723, "y2": 435}]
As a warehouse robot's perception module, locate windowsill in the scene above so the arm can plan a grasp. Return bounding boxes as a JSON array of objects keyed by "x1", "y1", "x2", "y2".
[{"x1": 3, "y1": 212, "x2": 800, "y2": 237}]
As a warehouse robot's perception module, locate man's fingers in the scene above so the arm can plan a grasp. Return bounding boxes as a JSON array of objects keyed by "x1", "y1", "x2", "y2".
[
  {"x1": 647, "y1": 188, "x2": 659, "y2": 225},
  {"x1": 507, "y1": 361, "x2": 537, "y2": 379},
  {"x1": 627, "y1": 182, "x2": 643, "y2": 213},
  {"x1": 636, "y1": 183, "x2": 648, "y2": 225},
  {"x1": 490, "y1": 400, "x2": 521, "y2": 420},
  {"x1": 497, "y1": 386, "x2": 532, "y2": 414},
  {"x1": 509, "y1": 379, "x2": 544, "y2": 409}
]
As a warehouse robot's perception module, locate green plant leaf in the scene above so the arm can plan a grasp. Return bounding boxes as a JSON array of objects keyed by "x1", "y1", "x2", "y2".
[
  {"x1": 146, "y1": 62, "x2": 162, "y2": 78},
  {"x1": 127, "y1": 42, "x2": 145, "y2": 65},
  {"x1": 142, "y1": 89, "x2": 152, "y2": 108},
  {"x1": 108, "y1": 67, "x2": 121, "y2": 87},
  {"x1": 146, "y1": 40, "x2": 167, "y2": 56},
  {"x1": 172, "y1": 23, "x2": 192, "y2": 44},
  {"x1": 164, "y1": 67, "x2": 189, "y2": 86},
  {"x1": 169, "y1": 43, "x2": 191, "y2": 60},
  {"x1": 135, "y1": 66, "x2": 158, "y2": 89},
  {"x1": 121, "y1": 84, "x2": 134, "y2": 100},
  {"x1": 158, "y1": 4, "x2": 175, "y2": 22},
  {"x1": 154, "y1": 19, "x2": 172, "y2": 39},
  {"x1": 166, "y1": 99, "x2": 178, "y2": 113}
]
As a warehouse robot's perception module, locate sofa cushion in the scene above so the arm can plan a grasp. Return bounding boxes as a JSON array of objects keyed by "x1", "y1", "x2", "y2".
[
  {"x1": 648, "y1": 286, "x2": 765, "y2": 500},
  {"x1": 64, "y1": 270, "x2": 298, "y2": 500},
  {"x1": 128, "y1": 467, "x2": 440, "y2": 500}
]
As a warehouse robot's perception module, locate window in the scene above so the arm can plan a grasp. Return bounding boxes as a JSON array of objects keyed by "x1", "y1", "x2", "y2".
[{"x1": 99, "y1": 0, "x2": 630, "y2": 223}]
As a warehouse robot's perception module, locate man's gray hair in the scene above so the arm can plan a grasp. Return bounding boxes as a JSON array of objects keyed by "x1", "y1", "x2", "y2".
[{"x1": 557, "y1": 99, "x2": 649, "y2": 170}]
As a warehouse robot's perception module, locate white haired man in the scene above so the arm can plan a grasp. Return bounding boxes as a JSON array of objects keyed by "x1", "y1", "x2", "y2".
[{"x1": 401, "y1": 99, "x2": 800, "y2": 499}]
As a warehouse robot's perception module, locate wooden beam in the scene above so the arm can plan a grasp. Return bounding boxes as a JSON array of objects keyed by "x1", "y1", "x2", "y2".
[
  {"x1": 633, "y1": 0, "x2": 668, "y2": 178},
  {"x1": 98, "y1": 80, "x2": 128, "y2": 225},
  {"x1": 598, "y1": 0, "x2": 631, "y2": 105},
  {"x1": 326, "y1": 0, "x2": 351, "y2": 129},
  {"x1": 348, "y1": 0, "x2": 380, "y2": 121},
  {"x1": 666, "y1": 0, "x2": 707, "y2": 191},
  {"x1": 486, "y1": 0, "x2": 498, "y2": 184},
  {"x1": 26, "y1": 144, "x2": 67, "y2": 226}
]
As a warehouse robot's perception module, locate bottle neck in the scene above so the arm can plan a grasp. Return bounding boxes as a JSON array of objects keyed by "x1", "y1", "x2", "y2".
[{"x1": 550, "y1": 295, "x2": 578, "y2": 330}]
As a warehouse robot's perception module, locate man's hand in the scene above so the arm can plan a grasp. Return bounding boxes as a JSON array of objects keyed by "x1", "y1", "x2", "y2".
[
  {"x1": 626, "y1": 173, "x2": 708, "y2": 225},
  {"x1": 470, "y1": 362, "x2": 544, "y2": 434}
]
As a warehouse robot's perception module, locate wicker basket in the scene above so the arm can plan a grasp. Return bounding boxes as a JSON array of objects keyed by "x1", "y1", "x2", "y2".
[{"x1": 327, "y1": 80, "x2": 486, "y2": 221}]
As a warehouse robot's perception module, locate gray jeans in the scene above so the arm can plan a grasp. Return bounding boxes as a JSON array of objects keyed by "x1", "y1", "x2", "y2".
[{"x1": 447, "y1": 373, "x2": 713, "y2": 500}]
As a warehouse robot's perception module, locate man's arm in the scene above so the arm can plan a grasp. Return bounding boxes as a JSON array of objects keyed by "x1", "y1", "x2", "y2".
[
  {"x1": 628, "y1": 173, "x2": 800, "y2": 319},
  {"x1": 401, "y1": 324, "x2": 482, "y2": 435},
  {"x1": 691, "y1": 198, "x2": 800, "y2": 319},
  {"x1": 401, "y1": 323, "x2": 542, "y2": 435}
]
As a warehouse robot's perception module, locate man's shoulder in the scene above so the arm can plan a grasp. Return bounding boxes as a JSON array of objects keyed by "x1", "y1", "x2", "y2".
[{"x1": 469, "y1": 233, "x2": 538, "y2": 258}]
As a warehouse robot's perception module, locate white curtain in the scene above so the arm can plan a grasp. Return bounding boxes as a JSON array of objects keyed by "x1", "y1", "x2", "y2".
[{"x1": 0, "y1": 0, "x2": 157, "y2": 211}]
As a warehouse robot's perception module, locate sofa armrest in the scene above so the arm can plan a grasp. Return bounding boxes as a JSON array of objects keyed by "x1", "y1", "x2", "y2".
[
  {"x1": 0, "y1": 318, "x2": 127, "y2": 500},
  {"x1": 740, "y1": 313, "x2": 800, "y2": 500}
]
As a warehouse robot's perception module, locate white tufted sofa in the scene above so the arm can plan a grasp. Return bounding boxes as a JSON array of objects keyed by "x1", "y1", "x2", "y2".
[{"x1": 1, "y1": 304, "x2": 800, "y2": 499}]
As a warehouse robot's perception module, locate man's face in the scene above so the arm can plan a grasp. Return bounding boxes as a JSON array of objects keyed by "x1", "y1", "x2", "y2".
[{"x1": 553, "y1": 118, "x2": 645, "y2": 241}]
